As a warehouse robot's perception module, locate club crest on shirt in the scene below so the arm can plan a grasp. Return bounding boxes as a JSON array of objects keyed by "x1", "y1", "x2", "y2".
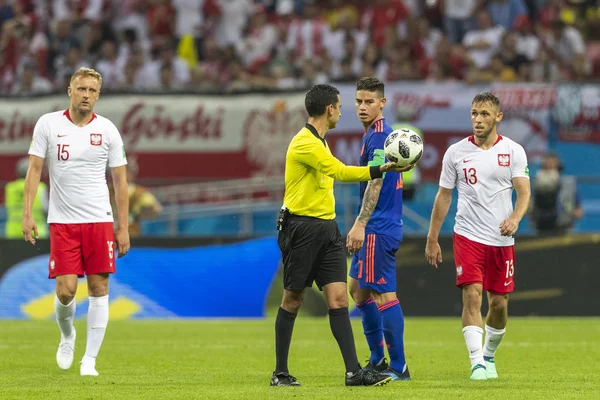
[
  {"x1": 498, "y1": 154, "x2": 510, "y2": 167},
  {"x1": 90, "y1": 133, "x2": 102, "y2": 146}
]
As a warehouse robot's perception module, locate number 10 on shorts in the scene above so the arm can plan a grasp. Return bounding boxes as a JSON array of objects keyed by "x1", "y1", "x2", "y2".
[{"x1": 505, "y1": 259, "x2": 514, "y2": 279}]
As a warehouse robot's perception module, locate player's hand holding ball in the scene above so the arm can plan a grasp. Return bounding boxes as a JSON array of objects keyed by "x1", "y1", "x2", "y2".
[
  {"x1": 116, "y1": 227, "x2": 130, "y2": 257},
  {"x1": 380, "y1": 161, "x2": 415, "y2": 173}
]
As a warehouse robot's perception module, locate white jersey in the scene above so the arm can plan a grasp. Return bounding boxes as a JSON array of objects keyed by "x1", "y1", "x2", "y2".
[
  {"x1": 29, "y1": 110, "x2": 127, "y2": 224},
  {"x1": 439, "y1": 135, "x2": 529, "y2": 246}
]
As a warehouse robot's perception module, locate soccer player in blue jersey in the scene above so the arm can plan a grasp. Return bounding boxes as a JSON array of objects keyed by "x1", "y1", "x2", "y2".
[{"x1": 347, "y1": 77, "x2": 412, "y2": 380}]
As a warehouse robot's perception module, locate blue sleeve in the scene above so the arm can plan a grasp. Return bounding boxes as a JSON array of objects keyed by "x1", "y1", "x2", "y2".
[{"x1": 367, "y1": 132, "x2": 387, "y2": 166}]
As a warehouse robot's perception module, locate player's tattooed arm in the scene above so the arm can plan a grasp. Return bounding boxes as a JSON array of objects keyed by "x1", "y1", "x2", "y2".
[
  {"x1": 346, "y1": 147, "x2": 384, "y2": 254},
  {"x1": 356, "y1": 178, "x2": 383, "y2": 226},
  {"x1": 347, "y1": 178, "x2": 383, "y2": 253}
]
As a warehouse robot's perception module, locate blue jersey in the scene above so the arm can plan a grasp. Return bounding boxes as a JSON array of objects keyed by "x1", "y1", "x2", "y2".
[{"x1": 357, "y1": 118, "x2": 403, "y2": 241}]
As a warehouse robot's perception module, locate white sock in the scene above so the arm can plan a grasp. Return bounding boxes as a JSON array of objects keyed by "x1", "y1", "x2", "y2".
[
  {"x1": 54, "y1": 296, "x2": 76, "y2": 338},
  {"x1": 483, "y1": 324, "x2": 506, "y2": 359},
  {"x1": 83, "y1": 295, "x2": 109, "y2": 363},
  {"x1": 462, "y1": 325, "x2": 484, "y2": 369}
]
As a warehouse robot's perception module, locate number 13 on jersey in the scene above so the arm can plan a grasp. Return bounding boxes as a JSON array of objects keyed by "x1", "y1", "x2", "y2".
[{"x1": 463, "y1": 168, "x2": 477, "y2": 184}]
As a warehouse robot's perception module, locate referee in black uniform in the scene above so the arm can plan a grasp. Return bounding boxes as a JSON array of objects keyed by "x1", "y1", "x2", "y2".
[{"x1": 270, "y1": 84, "x2": 412, "y2": 387}]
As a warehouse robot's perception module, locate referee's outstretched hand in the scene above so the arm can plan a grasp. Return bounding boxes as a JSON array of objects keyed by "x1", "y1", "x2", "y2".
[{"x1": 380, "y1": 162, "x2": 415, "y2": 173}]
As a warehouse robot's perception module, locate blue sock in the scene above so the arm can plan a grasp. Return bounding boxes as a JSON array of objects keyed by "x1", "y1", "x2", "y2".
[
  {"x1": 379, "y1": 299, "x2": 406, "y2": 372},
  {"x1": 356, "y1": 297, "x2": 384, "y2": 365}
]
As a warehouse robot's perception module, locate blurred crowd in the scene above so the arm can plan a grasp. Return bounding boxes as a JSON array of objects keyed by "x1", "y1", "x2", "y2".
[{"x1": 2, "y1": 0, "x2": 600, "y2": 95}]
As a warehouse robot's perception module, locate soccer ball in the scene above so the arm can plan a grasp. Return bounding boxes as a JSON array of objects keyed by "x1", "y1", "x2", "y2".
[{"x1": 383, "y1": 128, "x2": 424, "y2": 167}]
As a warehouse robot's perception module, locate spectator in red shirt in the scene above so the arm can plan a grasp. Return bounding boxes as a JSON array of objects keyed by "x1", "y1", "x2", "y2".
[
  {"x1": 147, "y1": 0, "x2": 176, "y2": 41},
  {"x1": 361, "y1": 0, "x2": 409, "y2": 48}
]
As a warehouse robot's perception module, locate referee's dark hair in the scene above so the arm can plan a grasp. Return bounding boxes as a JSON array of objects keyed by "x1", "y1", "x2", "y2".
[{"x1": 305, "y1": 84, "x2": 340, "y2": 117}]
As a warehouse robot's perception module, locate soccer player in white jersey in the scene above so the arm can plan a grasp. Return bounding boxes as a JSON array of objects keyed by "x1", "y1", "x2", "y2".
[
  {"x1": 425, "y1": 92, "x2": 531, "y2": 380},
  {"x1": 22, "y1": 67, "x2": 130, "y2": 377}
]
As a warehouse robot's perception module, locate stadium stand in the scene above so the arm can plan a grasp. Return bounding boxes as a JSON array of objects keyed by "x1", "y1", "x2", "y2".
[{"x1": 1, "y1": 0, "x2": 598, "y2": 95}]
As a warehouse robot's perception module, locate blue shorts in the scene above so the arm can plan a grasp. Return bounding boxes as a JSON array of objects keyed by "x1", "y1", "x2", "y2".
[{"x1": 349, "y1": 233, "x2": 400, "y2": 293}]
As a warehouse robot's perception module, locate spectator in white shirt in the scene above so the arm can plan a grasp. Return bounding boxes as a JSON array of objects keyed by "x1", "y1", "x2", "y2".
[
  {"x1": 462, "y1": 9, "x2": 505, "y2": 69},
  {"x1": 544, "y1": 19, "x2": 588, "y2": 73},
  {"x1": 118, "y1": 45, "x2": 153, "y2": 89},
  {"x1": 53, "y1": 0, "x2": 103, "y2": 23},
  {"x1": 114, "y1": 0, "x2": 150, "y2": 53},
  {"x1": 214, "y1": 0, "x2": 255, "y2": 48},
  {"x1": 286, "y1": 0, "x2": 329, "y2": 62},
  {"x1": 172, "y1": 0, "x2": 203, "y2": 38},
  {"x1": 147, "y1": 42, "x2": 191, "y2": 86},
  {"x1": 324, "y1": 10, "x2": 368, "y2": 63},
  {"x1": 513, "y1": 15, "x2": 540, "y2": 61},
  {"x1": 95, "y1": 40, "x2": 124, "y2": 89},
  {"x1": 236, "y1": 6, "x2": 277, "y2": 72}
]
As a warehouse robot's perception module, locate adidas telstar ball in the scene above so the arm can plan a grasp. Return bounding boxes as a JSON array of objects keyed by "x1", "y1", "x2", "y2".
[{"x1": 383, "y1": 128, "x2": 424, "y2": 167}]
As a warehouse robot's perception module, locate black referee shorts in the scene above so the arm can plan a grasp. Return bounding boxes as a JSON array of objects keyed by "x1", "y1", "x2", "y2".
[{"x1": 277, "y1": 215, "x2": 347, "y2": 291}]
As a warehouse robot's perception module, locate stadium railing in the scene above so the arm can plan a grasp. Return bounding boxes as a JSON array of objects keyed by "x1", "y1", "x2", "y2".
[
  {"x1": 1, "y1": 176, "x2": 599, "y2": 237},
  {"x1": 144, "y1": 177, "x2": 433, "y2": 237}
]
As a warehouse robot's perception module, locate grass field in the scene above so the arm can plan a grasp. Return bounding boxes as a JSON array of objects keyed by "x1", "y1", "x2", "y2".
[{"x1": 0, "y1": 317, "x2": 598, "y2": 400}]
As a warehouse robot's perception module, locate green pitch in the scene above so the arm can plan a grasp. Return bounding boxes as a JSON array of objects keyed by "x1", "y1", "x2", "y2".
[{"x1": 0, "y1": 318, "x2": 598, "y2": 399}]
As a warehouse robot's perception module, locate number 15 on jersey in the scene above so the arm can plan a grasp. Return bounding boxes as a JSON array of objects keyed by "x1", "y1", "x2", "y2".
[{"x1": 57, "y1": 144, "x2": 70, "y2": 161}]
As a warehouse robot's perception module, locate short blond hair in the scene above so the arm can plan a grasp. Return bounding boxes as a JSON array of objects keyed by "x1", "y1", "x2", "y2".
[{"x1": 70, "y1": 67, "x2": 103, "y2": 87}]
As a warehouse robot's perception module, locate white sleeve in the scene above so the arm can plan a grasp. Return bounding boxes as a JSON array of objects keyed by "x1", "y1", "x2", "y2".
[
  {"x1": 511, "y1": 144, "x2": 529, "y2": 179},
  {"x1": 28, "y1": 116, "x2": 49, "y2": 159},
  {"x1": 107, "y1": 122, "x2": 127, "y2": 168},
  {"x1": 439, "y1": 147, "x2": 457, "y2": 189}
]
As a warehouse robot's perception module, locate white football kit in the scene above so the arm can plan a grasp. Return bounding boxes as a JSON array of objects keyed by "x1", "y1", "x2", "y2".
[
  {"x1": 439, "y1": 135, "x2": 529, "y2": 247},
  {"x1": 29, "y1": 110, "x2": 127, "y2": 224}
]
